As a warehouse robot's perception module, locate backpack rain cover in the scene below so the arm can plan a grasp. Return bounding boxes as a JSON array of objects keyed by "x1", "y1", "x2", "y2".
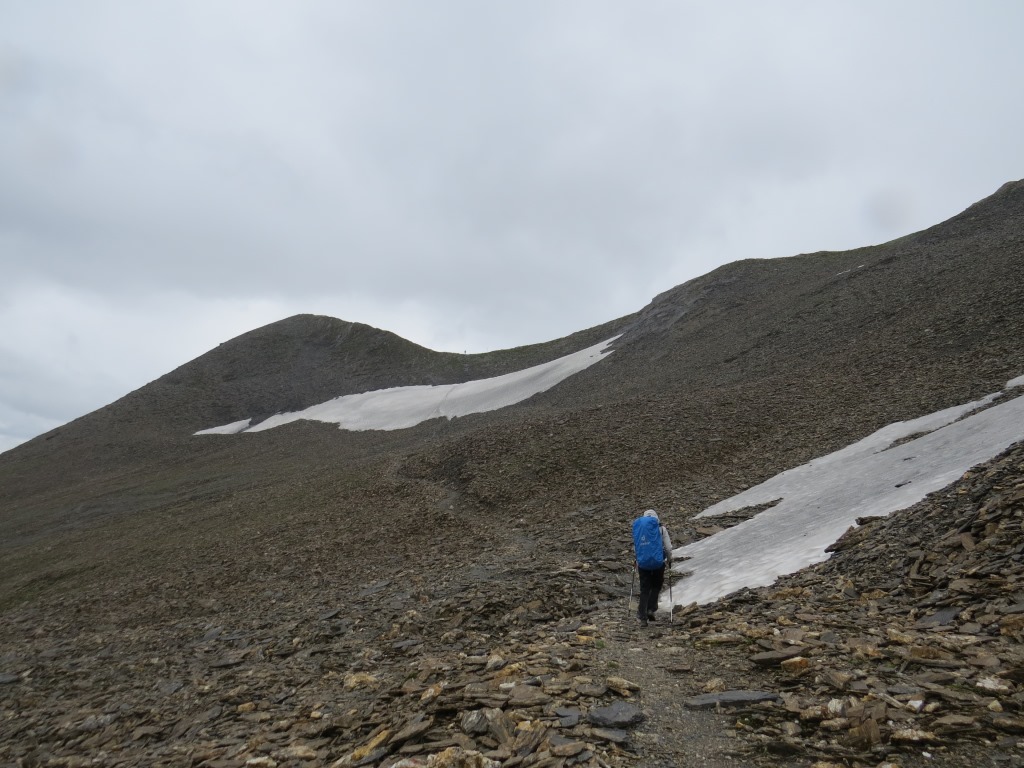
[{"x1": 632, "y1": 516, "x2": 665, "y2": 570}]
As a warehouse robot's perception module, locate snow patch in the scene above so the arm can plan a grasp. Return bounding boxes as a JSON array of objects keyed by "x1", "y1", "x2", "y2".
[
  {"x1": 670, "y1": 385, "x2": 1024, "y2": 607},
  {"x1": 196, "y1": 336, "x2": 619, "y2": 435},
  {"x1": 194, "y1": 418, "x2": 252, "y2": 435}
]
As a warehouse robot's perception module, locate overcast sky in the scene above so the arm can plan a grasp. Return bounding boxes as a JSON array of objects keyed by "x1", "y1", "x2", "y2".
[{"x1": 2, "y1": 2, "x2": 1023, "y2": 453}]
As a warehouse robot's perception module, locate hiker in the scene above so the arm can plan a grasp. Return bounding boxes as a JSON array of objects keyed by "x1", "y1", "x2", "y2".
[{"x1": 631, "y1": 509, "x2": 673, "y2": 626}]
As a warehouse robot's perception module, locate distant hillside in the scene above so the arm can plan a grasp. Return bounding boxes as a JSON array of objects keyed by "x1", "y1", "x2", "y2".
[{"x1": 0, "y1": 313, "x2": 629, "y2": 546}]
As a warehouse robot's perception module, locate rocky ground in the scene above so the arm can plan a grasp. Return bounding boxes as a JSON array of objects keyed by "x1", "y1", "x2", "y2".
[{"x1": 2, "y1": 439, "x2": 1022, "y2": 768}]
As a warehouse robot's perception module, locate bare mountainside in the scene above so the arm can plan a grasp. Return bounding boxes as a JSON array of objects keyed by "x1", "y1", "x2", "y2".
[{"x1": 1, "y1": 180, "x2": 1023, "y2": 768}]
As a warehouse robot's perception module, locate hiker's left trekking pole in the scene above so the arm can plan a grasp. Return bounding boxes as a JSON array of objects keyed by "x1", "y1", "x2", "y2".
[{"x1": 626, "y1": 563, "x2": 636, "y2": 618}]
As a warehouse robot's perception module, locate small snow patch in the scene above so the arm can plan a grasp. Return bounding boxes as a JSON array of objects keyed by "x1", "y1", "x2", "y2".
[{"x1": 194, "y1": 419, "x2": 252, "y2": 435}]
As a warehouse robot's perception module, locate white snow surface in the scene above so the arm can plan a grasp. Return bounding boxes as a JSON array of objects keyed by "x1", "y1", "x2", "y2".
[
  {"x1": 1007, "y1": 373, "x2": 1024, "y2": 390},
  {"x1": 195, "y1": 418, "x2": 252, "y2": 436},
  {"x1": 670, "y1": 385, "x2": 1024, "y2": 607},
  {"x1": 195, "y1": 336, "x2": 618, "y2": 435}
]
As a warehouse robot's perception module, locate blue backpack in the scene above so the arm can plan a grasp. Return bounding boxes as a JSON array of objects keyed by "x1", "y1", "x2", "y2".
[{"x1": 632, "y1": 516, "x2": 665, "y2": 570}]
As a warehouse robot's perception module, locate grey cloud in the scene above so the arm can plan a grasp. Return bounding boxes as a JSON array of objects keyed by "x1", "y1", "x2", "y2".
[
  {"x1": 1, "y1": 1, "x2": 1023, "y2": 451},
  {"x1": 0, "y1": 350, "x2": 106, "y2": 446}
]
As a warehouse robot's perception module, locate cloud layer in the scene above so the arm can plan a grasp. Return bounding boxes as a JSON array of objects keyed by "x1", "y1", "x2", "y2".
[{"x1": 2, "y1": 2, "x2": 1023, "y2": 451}]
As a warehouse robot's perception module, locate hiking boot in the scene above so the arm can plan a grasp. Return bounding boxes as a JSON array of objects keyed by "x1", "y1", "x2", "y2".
[
  {"x1": 638, "y1": 617, "x2": 648, "y2": 627},
  {"x1": 647, "y1": 613, "x2": 657, "y2": 622}
]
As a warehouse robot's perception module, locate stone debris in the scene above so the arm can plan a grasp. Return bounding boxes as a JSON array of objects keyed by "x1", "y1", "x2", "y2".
[
  {"x1": 585, "y1": 701, "x2": 644, "y2": 728},
  {"x1": 388, "y1": 747, "x2": 501, "y2": 768},
  {"x1": 0, "y1": 540, "x2": 648, "y2": 768},
  {"x1": 682, "y1": 691, "x2": 781, "y2": 710},
  {"x1": 1, "y1": 420, "x2": 1022, "y2": 768}
]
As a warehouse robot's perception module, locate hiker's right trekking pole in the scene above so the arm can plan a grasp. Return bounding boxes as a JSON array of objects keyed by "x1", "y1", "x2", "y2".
[
  {"x1": 668, "y1": 560, "x2": 674, "y2": 624},
  {"x1": 626, "y1": 563, "x2": 636, "y2": 618}
]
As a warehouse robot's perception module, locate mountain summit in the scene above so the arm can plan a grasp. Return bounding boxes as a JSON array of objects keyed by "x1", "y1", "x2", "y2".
[{"x1": 1, "y1": 181, "x2": 1023, "y2": 767}]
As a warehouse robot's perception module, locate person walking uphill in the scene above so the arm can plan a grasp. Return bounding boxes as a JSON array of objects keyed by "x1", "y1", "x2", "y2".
[{"x1": 631, "y1": 509, "x2": 673, "y2": 626}]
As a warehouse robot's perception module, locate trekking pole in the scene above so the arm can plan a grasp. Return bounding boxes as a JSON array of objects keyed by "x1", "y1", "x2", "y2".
[
  {"x1": 667, "y1": 558, "x2": 674, "y2": 624},
  {"x1": 663, "y1": 561, "x2": 671, "y2": 626},
  {"x1": 626, "y1": 563, "x2": 636, "y2": 618}
]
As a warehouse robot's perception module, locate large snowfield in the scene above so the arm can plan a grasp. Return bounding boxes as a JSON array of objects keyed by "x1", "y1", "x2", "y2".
[
  {"x1": 198, "y1": 342, "x2": 1024, "y2": 609},
  {"x1": 669, "y1": 373, "x2": 1024, "y2": 607}
]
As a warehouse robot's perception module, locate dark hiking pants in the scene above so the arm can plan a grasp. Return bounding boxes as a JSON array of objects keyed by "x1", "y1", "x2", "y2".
[{"x1": 637, "y1": 565, "x2": 665, "y2": 620}]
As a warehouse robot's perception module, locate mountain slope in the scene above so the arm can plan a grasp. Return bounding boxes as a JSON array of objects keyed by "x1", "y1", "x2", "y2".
[
  {"x1": 400, "y1": 179, "x2": 1024, "y2": 516},
  {"x1": 2, "y1": 179, "x2": 1022, "y2": 600},
  {"x1": 0, "y1": 180, "x2": 1023, "y2": 768}
]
